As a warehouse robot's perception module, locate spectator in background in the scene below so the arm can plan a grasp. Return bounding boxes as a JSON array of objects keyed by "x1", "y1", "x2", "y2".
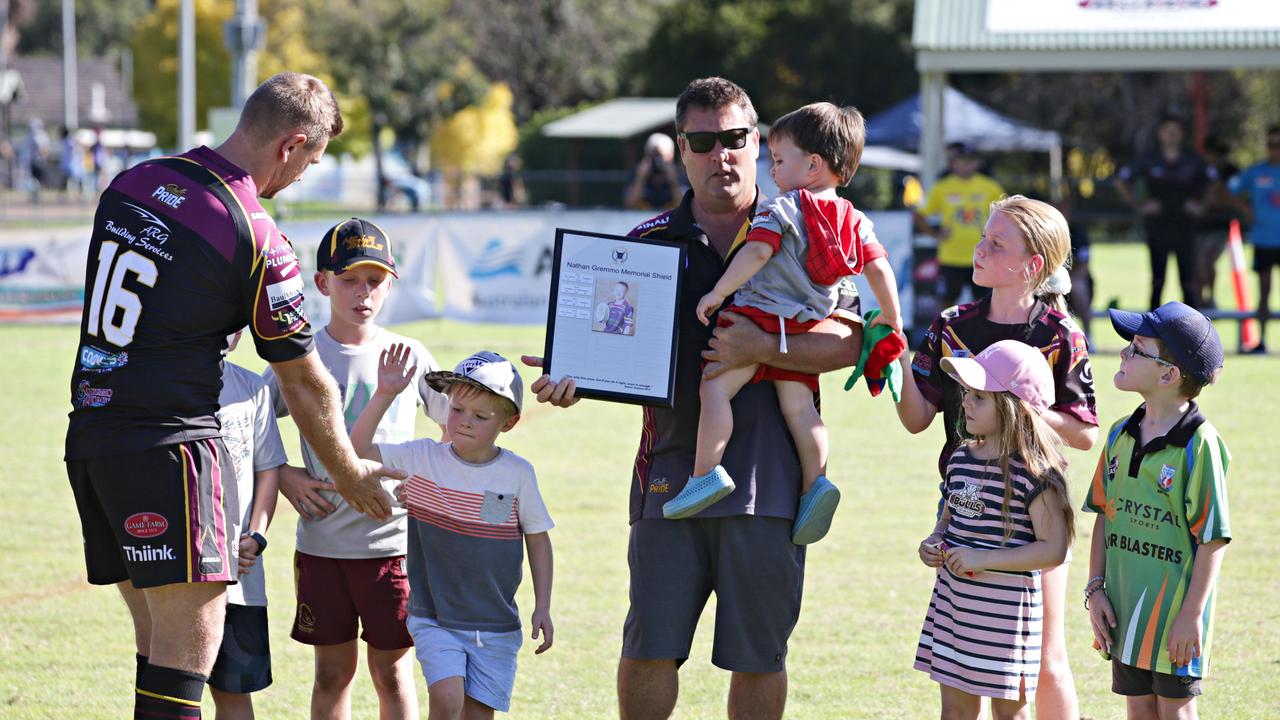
[
  {"x1": 1196, "y1": 136, "x2": 1240, "y2": 310},
  {"x1": 1229, "y1": 124, "x2": 1280, "y2": 354},
  {"x1": 91, "y1": 128, "x2": 108, "y2": 193},
  {"x1": 1056, "y1": 185, "x2": 1095, "y2": 343},
  {"x1": 913, "y1": 142, "x2": 1005, "y2": 307},
  {"x1": 61, "y1": 127, "x2": 86, "y2": 199},
  {"x1": 20, "y1": 118, "x2": 50, "y2": 204},
  {"x1": 625, "y1": 132, "x2": 682, "y2": 210},
  {"x1": 498, "y1": 152, "x2": 527, "y2": 208},
  {"x1": 1114, "y1": 115, "x2": 1213, "y2": 310}
]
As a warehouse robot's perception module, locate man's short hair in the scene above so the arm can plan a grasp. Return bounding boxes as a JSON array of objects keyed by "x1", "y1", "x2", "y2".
[
  {"x1": 675, "y1": 77, "x2": 758, "y2": 132},
  {"x1": 238, "y1": 73, "x2": 343, "y2": 147},
  {"x1": 769, "y1": 102, "x2": 865, "y2": 186}
]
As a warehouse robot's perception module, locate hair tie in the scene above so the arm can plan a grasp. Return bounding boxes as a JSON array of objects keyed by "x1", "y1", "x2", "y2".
[{"x1": 1040, "y1": 266, "x2": 1072, "y2": 296}]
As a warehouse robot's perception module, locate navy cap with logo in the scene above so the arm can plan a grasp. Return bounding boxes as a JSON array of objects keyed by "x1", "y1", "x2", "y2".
[
  {"x1": 426, "y1": 351, "x2": 523, "y2": 415},
  {"x1": 317, "y1": 217, "x2": 398, "y2": 278},
  {"x1": 1109, "y1": 302, "x2": 1224, "y2": 384}
]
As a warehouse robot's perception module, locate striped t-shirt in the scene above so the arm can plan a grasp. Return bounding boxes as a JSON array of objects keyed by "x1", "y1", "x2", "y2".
[
  {"x1": 1083, "y1": 403, "x2": 1231, "y2": 677},
  {"x1": 915, "y1": 445, "x2": 1049, "y2": 701},
  {"x1": 378, "y1": 439, "x2": 553, "y2": 633}
]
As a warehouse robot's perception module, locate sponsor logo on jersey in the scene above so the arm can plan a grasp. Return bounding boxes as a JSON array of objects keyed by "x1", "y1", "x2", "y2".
[
  {"x1": 122, "y1": 544, "x2": 177, "y2": 562},
  {"x1": 122, "y1": 202, "x2": 171, "y2": 243},
  {"x1": 123, "y1": 512, "x2": 169, "y2": 538},
  {"x1": 342, "y1": 234, "x2": 384, "y2": 251},
  {"x1": 250, "y1": 211, "x2": 271, "y2": 221},
  {"x1": 266, "y1": 274, "x2": 304, "y2": 311},
  {"x1": 271, "y1": 307, "x2": 307, "y2": 328},
  {"x1": 74, "y1": 380, "x2": 113, "y2": 408},
  {"x1": 152, "y1": 183, "x2": 188, "y2": 209},
  {"x1": 79, "y1": 345, "x2": 129, "y2": 372},
  {"x1": 1157, "y1": 464, "x2": 1176, "y2": 493},
  {"x1": 103, "y1": 220, "x2": 176, "y2": 263},
  {"x1": 648, "y1": 478, "x2": 670, "y2": 494},
  {"x1": 1107, "y1": 456, "x2": 1118, "y2": 482}
]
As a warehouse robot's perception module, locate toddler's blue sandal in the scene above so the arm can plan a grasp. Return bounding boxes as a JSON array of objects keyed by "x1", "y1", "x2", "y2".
[
  {"x1": 791, "y1": 476, "x2": 840, "y2": 545},
  {"x1": 662, "y1": 465, "x2": 735, "y2": 519}
]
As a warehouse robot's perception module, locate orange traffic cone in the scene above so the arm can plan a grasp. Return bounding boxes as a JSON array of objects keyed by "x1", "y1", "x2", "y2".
[{"x1": 1227, "y1": 219, "x2": 1260, "y2": 350}]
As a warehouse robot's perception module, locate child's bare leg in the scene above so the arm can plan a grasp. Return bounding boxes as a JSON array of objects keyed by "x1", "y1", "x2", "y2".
[
  {"x1": 462, "y1": 696, "x2": 496, "y2": 720},
  {"x1": 427, "y1": 676, "x2": 466, "y2": 720},
  {"x1": 774, "y1": 380, "x2": 826, "y2": 493},
  {"x1": 693, "y1": 365, "x2": 758, "y2": 476},
  {"x1": 312, "y1": 641, "x2": 358, "y2": 720},
  {"x1": 1155, "y1": 695, "x2": 1196, "y2": 720},
  {"x1": 989, "y1": 697, "x2": 1030, "y2": 720},
  {"x1": 939, "y1": 684, "x2": 983, "y2": 720},
  {"x1": 210, "y1": 688, "x2": 254, "y2": 720},
  {"x1": 367, "y1": 645, "x2": 418, "y2": 719},
  {"x1": 1125, "y1": 694, "x2": 1159, "y2": 720}
]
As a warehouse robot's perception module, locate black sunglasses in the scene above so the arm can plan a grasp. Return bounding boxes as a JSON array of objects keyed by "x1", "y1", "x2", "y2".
[{"x1": 679, "y1": 127, "x2": 751, "y2": 153}]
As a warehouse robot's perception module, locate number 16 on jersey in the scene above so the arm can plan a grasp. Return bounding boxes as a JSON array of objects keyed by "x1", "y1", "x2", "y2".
[{"x1": 86, "y1": 240, "x2": 158, "y2": 347}]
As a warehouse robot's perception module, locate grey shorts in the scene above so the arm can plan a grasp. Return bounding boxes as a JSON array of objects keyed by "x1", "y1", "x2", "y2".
[
  {"x1": 1112, "y1": 659, "x2": 1203, "y2": 699},
  {"x1": 208, "y1": 604, "x2": 272, "y2": 694},
  {"x1": 622, "y1": 516, "x2": 805, "y2": 673}
]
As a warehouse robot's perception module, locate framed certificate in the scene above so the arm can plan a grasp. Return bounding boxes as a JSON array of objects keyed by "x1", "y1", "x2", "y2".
[{"x1": 543, "y1": 228, "x2": 685, "y2": 407}]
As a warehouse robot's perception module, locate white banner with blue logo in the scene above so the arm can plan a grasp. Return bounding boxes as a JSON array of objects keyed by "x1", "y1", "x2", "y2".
[
  {"x1": 0, "y1": 209, "x2": 913, "y2": 327},
  {"x1": 276, "y1": 215, "x2": 442, "y2": 329},
  {"x1": 0, "y1": 227, "x2": 90, "y2": 322},
  {"x1": 436, "y1": 210, "x2": 650, "y2": 324}
]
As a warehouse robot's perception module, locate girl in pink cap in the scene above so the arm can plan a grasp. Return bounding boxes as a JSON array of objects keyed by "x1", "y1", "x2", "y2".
[{"x1": 914, "y1": 339, "x2": 1075, "y2": 720}]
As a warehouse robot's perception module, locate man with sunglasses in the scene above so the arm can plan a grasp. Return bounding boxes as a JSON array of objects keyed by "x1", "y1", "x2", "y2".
[
  {"x1": 1228, "y1": 125, "x2": 1280, "y2": 353},
  {"x1": 524, "y1": 77, "x2": 863, "y2": 719}
]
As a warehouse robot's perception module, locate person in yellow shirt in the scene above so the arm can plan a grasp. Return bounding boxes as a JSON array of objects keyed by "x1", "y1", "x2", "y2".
[{"x1": 914, "y1": 143, "x2": 1006, "y2": 306}]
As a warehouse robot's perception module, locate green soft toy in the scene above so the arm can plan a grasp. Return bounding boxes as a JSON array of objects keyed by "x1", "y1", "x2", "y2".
[{"x1": 843, "y1": 309, "x2": 907, "y2": 401}]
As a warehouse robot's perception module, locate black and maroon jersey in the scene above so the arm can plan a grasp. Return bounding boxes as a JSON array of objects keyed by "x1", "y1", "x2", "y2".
[
  {"x1": 911, "y1": 297, "x2": 1098, "y2": 478},
  {"x1": 66, "y1": 146, "x2": 313, "y2": 460}
]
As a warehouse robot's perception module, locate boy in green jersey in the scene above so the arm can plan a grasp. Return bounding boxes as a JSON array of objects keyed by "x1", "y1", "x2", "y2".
[{"x1": 1083, "y1": 301, "x2": 1230, "y2": 719}]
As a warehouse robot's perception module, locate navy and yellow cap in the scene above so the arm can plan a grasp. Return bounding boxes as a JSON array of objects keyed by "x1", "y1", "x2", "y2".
[{"x1": 317, "y1": 217, "x2": 397, "y2": 278}]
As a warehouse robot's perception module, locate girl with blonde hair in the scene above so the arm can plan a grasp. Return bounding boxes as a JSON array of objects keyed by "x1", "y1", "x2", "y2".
[{"x1": 897, "y1": 195, "x2": 1099, "y2": 719}]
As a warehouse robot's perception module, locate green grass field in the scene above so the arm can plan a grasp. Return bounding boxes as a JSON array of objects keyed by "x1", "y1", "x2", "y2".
[{"x1": 2, "y1": 243, "x2": 1278, "y2": 718}]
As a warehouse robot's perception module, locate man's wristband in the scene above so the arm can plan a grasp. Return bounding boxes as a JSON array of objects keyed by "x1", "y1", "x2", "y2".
[{"x1": 249, "y1": 531, "x2": 268, "y2": 555}]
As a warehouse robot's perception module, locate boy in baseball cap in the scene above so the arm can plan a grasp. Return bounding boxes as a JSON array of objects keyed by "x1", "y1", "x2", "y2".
[
  {"x1": 350, "y1": 347, "x2": 555, "y2": 717},
  {"x1": 1083, "y1": 301, "x2": 1231, "y2": 717},
  {"x1": 262, "y1": 216, "x2": 449, "y2": 718}
]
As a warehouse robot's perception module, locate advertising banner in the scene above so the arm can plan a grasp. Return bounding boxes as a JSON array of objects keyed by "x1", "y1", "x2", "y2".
[{"x1": 0, "y1": 228, "x2": 90, "y2": 323}]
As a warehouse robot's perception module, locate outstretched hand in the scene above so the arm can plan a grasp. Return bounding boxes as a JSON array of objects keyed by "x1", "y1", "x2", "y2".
[{"x1": 377, "y1": 343, "x2": 417, "y2": 398}]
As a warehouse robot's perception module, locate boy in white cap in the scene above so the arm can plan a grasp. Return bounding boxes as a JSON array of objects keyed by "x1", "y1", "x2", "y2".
[{"x1": 351, "y1": 347, "x2": 555, "y2": 719}]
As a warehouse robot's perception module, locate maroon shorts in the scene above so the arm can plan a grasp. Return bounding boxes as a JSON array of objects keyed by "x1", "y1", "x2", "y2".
[
  {"x1": 291, "y1": 552, "x2": 412, "y2": 650},
  {"x1": 67, "y1": 438, "x2": 236, "y2": 588},
  {"x1": 719, "y1": 305, "x2": 822, "y2": 393}
]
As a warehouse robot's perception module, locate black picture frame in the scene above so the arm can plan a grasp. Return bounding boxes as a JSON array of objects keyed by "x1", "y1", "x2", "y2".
[{"x1": 542, "y1": 228, "x2": 685, "y2": 407}]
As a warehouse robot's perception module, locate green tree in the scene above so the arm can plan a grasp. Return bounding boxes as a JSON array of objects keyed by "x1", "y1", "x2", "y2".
[
  {"x1": 130, "y1": 0, "x2": 232, "y2": 149},
  {"x1": 627, "y1": 0, "x2": 916, "y2": 123},
  {"x1": 16, "y1": 0, "x2": 149, "y2": 57},
  {"x1": 452, "y1": 0, "x2": 672, "y2": 122},
  {"x1": 304, "y1": 0, "x2": 487, "y2": 207}
]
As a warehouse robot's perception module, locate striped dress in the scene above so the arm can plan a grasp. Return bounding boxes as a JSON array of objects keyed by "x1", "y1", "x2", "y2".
[{"x1": 914, "y1": 446, "x2": 1046, "y2": 701}]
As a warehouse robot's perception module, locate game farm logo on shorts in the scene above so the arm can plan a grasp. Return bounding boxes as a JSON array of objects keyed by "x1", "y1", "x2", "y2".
[{"x1": 124, "y1": 512, "x2": 169, "y2": 539}]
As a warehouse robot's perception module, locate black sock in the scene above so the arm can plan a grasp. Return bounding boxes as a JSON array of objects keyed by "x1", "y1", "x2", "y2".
[
  {"x1": 135, "y1": 654, "x2": 148, "y2": 689},
  {"x1": 135, "y1": 663, "x2": 206, "y2": 719}
]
